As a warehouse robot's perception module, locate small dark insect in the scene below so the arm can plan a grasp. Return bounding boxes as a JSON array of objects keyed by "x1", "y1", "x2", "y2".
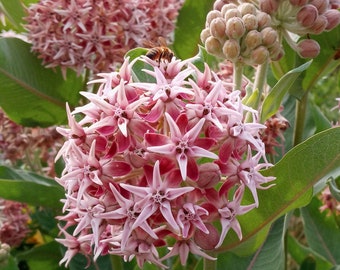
[{"x1": 144, "y1": 37, "x2": 174, "y2": 63}]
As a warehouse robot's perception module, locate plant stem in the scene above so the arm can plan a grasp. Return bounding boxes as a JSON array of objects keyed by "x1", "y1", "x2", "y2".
[
  {"x1": 110, "y1": 255, "x2": 123, "y2": 270},
  {"x1": 203, "y1": 257, "x2": 217, "y2": 270},
  {"x1": 233, "y1": 62, "x2": 244, "y2": 91},
  {"x1": 293, "y1": 91, "x2": 308, "y2": 146},
  {"x1": 253, "y1": 59, "x2": 269, "y2": 110}
]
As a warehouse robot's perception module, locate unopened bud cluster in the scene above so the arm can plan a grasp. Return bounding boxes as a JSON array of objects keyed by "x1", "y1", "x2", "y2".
[
  {"x1": 260, "y1": 0, "x2": 340, "y2": 35},
  {"x1": 201, "y1": 2, "x2": 283, "y2": 65},
  {"x1": 259, "y1": 0, "x2": 340, "y2": 58}
]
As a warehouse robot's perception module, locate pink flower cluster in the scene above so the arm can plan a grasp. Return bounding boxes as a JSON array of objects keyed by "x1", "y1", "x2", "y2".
[
  {"x1": 55, "y1": 56, "x2": 274, "y2": 268},
  {"x1": 25, "y1": 0, "x2": 183, "y2": 75},
  {"x1": 0, "y1": 199, "x2": 31, "y2": 247}
]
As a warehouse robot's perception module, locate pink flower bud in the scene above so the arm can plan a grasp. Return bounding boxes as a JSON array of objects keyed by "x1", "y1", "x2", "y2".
[
  {"x1": 297, "y1": 5, "x2": 318, "y2": 28},
  {"x1": 225, "y1": 17, "x2": 246, "y2": 39},
  {"x1": 324, "y1": 9, "x2": 340, "y2": 30},
  {"x1": 244, "y1": 30, "x2": 262, "y2": 50},
  {"x1": 261, "y1": 27, "x2": 278, "y2": 47},
  {"x1": 205, "y1": 36, "x2": 223, "y2": 57},
  {"x1": 223, "y1": 38, "x2": 241, "y2": 61},
  {"x1": 310, "y1": 0, "x2": 329, "y2": 14},
  {"x1": 257, "y1": 12, "x2": 272, "y2": 29},
  {"x1": 243, "y1": 14, "x2": 258, "y2": 31},
  {"x1": 221, "y1": 3, "x2": 238, "y2": 17},
  {"x1": 210, "y1": 17, "x2": 227, "y2": 39},
  {"x1": 223, "y1": 8, "x2": 242, "y2": 21},
  {"x1": 251, "y1": 46, "x2": 269, "y2": 65},
  {"x1": 194, "y1": 223, "x2": 219, "y2": 250},
  {"x1": 259, "y1": 0, "x2": 279, "y2": 14},
  {"x1": 289, "y1": 0, "x2": 308, "y2": 6},
  {"x1": 206, "y1": 10, "x2": 222, "y2": 26},
  {"x1": 269, "y1": 42, "x2": 284, "y2": 61},
  {"x1": 297, "y1": 39, "x2": 320, "y2": 58},
  {"x1": 310, "y1": 15, "x2": 327, "y2": 34},
  {"x1": 200, "y1": 28, "x2": 211, "y2": 43},
  {"x1": 196, "y1": 163, "x2": 221, "y2": 189},
  {"x1": 238, "y1": 3, "x2": 257, "y2": 16}
]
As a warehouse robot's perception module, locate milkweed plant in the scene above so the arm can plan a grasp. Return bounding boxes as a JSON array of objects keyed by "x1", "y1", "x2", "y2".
[{"x1": 0, "y1": 1, "x2": 340, "y2": 270}]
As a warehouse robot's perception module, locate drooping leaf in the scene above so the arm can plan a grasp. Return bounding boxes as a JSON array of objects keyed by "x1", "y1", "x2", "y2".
[
  {"x1": 287, "y1": 234, "x2": 333, "y2": 270},
  {"x1": 260, "y1": 60, "x2": 312, "y2": 123},
  {"x1": 0, "y1": 166, "x2": 64, "y2": 209},
  {"x1": 0, "y1": 38, "x2": 83, "y2": 127},
  {"x1": 301, "y1": 197, "x2": 340, "y2": 265},
  {"x1": 218, "y1": 127, "x2": 340, "y2": 254},
  {"x1": 173, "y1": 0, "x2": 214, "y2": 59}
]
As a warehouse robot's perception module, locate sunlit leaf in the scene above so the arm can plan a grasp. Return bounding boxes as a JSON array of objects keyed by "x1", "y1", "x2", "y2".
[
  {"x1": 0, "y1": 38, "x2": 83, "y2": 127},
  {"x1": 0, "y1": 0, "x2": 25, "y2": 31},
  {"x1": 260, "y1": 61, "x2": 312, "y2": 122},
  {"x1": 218, "y1": 127, "x2": 340, "y2": 254},
  {"x1": 173, "y1": 0, "x2": 214, "y2": 59}
]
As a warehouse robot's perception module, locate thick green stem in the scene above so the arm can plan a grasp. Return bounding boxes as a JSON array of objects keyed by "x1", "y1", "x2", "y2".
[
  {"x1": 203, "y1": 257, "x2": 217, "y2": 270},
  {"x1": 253, "y1": 59, "x2": 269, "y2": 110},
  {"x1": 110, "y1": 255, "x2": 123, "y2": 270},
  {"x1": 293, "y1": 92, "x2": 308, "y2": 146},
  {"x1": 233, "y1": 62, "x2": 244, "y2": 91}
]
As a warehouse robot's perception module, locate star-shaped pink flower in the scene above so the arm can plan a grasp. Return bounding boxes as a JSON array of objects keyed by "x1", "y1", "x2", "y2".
[
  {"x1": 145, "y1": 113, "x2": 218, "y2": 180},
  {"x1": 120, "y1": 160, "x2": 194, "y2": 233}
]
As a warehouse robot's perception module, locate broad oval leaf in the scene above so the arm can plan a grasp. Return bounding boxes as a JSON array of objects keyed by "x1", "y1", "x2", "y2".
[
  {"x1": 218, "y1": 127, "x2": 340, "y2": 254},
  {"x1": 260, "y1": 60, "x2": 312, "y2": 123},
  {"x1": 0, "y1": 166, "x2": 64, "y2": 209},
  {"x1": 173, "y1": 0, "x2": 214, "y2": 59},
  {"x1": 0, "y1": 38, "x2": 83, "y2": 127}
]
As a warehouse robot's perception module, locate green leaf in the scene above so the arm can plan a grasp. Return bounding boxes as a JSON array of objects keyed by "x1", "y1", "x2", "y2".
[
  {"x1": 287, "y1": 234, "x2": 333, "y2": 270},
  {"x1": 301, "y1": 197, "x2": 340, "y2": 265},
  {"x1": 0, "y1": 166, "x2": 64, "y2": 209},
  {"x1": 218, "y1": 127, "x2": 340, "y2": 254},
  {"x1": 303, "y1": 26, "x2": 340, "y2": 91},
  {"x1": 0, "y1": 38, "x2": 83, "y2": 127},
  {"x1": 328, "y1": 176, "x2": 340, "y2": 201},
  {"x1": 16, "y1": 241, "x2": 66, "y2": 270},
  {"x1": 260, "y1": 60, "x2": 312, "y2": 122},
  {"x1": 0, "y1": 0, "x2": 26, "y2": 31},
  {"x1": 125, "y1": 48, "x2": 155, "y2": 83},
  {"x1": 173, "y1": 0, "x2": 214, "y2": 59}
]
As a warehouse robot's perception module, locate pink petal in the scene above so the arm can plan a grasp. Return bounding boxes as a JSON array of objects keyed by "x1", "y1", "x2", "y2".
[
  {"x1": 102, "y1": 161, "x2": 131, "y2": 177},
  {"x1": 145, "y1": 133, "x2": 171, "y2": 146},
  {"x1": 176, "y1": 153, "x2": 188, "y2": 180},
  {"x1": 165, "y1": 112, "x2": 182, "y2": 139}
]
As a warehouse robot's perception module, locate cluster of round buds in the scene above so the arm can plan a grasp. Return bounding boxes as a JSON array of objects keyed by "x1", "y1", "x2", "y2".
[
  {"x1": 55, "y1": 55, "x2": 274, "y2": 268},
  {"x1": 259, "y1": 0, "x2": 340, "y2": 58},
  {"x1": 201, "y1": 2, "x2": 283, "y2": 65},
  {"x1": 24, "y1": 0, "x2": 183, "y2": 75}
]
